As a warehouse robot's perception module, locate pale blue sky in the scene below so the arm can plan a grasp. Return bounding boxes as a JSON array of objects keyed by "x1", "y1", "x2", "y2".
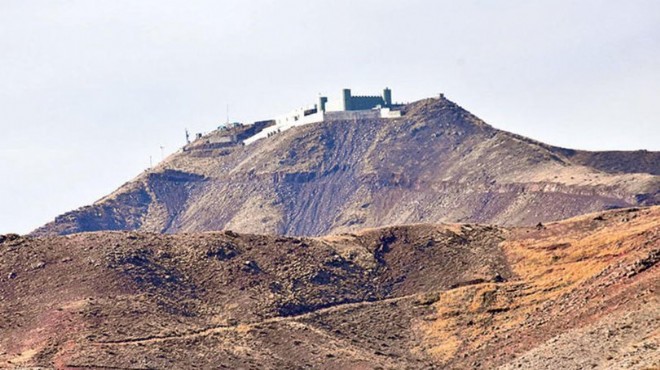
[{"x1": 1, "y1": 0, "x2": 659, "y2": 234}]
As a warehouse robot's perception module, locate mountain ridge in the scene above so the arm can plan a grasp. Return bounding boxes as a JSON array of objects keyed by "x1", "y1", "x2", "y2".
[
  {"x1": 3, "y1": 206, "x2": 659, "y2": 368},
  {"x1": 31, "y1": 96, "x2": 659, "y2": 237}
]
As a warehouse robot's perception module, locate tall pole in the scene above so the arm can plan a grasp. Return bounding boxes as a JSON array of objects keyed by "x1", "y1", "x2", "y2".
[
  {"x1": 160, "y1": 146, "x2": 164, "y2": 161},
  {"x1": 149, "y1": 155, "x2": 152, "y2": 168},
  {"x1": 226, "y1": 104, "x2": 229, "y2": 125}
]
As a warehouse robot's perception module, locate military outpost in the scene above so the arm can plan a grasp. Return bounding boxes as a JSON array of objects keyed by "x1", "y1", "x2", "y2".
[
  {"x1": 184, "y1": 88, "x2": 404, "y2": 150},
  {"x1": 242, "y1": 88, "x2": 402, "y2": 145}
]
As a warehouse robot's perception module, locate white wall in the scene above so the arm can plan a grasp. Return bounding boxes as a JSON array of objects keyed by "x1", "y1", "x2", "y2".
[
  {"x1": 243, "y1": 111, "x2": 325, "y2": 145},
  {"x1": 324, "y1": 110, "x2": 379, "y2": 121},
  {"x1": 243, "y1": 97, "x2": 403, "y2": 145},
  {"x1": 380, "y1": 108, "x2": 402, "y2": 118}
]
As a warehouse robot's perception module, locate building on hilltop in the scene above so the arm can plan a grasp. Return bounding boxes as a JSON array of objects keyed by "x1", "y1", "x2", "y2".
[
  {"x1": 243, "y1": 88, "x2": 402, "y2": 145},
  {"x1": 328, "y1": 88, "x2": 392, "y2": 111}
]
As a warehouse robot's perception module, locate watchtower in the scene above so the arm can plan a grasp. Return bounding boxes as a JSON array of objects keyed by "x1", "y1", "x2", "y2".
[
  {"x1": 383, "y1": 88, "x2": 392, "y2": 107},
  {"x1": 342, "y1": 89, "x2": 352, "y2": 111},
  {"x1": 318, "y1": 96, "x2": 328, "y2": 112}
]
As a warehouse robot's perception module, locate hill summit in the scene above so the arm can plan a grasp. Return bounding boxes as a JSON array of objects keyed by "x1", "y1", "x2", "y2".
[{"x1": 32, "y1": 94, "x2": 659, "y2": 236}]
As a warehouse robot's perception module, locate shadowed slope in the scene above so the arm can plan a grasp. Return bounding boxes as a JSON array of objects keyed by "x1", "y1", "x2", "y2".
[{"x1": 32, "y1": 97, "x2": 659, "y2": 237}]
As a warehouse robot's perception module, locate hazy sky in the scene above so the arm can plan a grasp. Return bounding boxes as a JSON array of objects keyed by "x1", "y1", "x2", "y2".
[{"x1": 1, "y1": 0, "x2": 659, "y2": 234}]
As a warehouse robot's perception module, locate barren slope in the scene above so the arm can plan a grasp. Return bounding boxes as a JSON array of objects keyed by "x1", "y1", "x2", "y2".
[
  {"x1": 3, "y1": 207, "x2": 659, "y2": 369},
  {"x1": 33, "y1": 96, "x2": 659, "y2": 237}
]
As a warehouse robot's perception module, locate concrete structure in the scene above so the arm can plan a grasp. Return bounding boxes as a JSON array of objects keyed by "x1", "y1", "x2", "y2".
[
  {"x1": 243, "y1": 88, "x2": 402, "y2": 145},
  {"x1": 244, "y1": 108, "x2": 325, "y2": 145},
  {"x1": 323, "y1": 88, "x2": 392, "y2": 112}
]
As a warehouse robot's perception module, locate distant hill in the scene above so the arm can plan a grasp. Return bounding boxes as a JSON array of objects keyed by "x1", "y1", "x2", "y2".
[
  {"x1": 32, "y1": 96, "x2": 659, "y2": 237},
  {"x1": 3, "y1": 207, "x2": 659, "y2": 368}
]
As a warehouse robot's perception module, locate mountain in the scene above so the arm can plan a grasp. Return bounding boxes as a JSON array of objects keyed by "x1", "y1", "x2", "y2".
[
  {"x1": 32, "y1": 96, "x2": 659, "y2": 237},
  {"x1": 3, "y1": 207, "x2": 659, "y2": 368}
]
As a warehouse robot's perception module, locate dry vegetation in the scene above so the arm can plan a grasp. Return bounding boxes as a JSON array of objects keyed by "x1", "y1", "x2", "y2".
[{"x1": 2, "y1": 207, "x2": 658, "y2": 369}]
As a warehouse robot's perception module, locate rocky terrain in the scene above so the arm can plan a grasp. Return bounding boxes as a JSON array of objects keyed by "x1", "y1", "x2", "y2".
[
  {"x1": 32, "y1": 96, "x2": 659, "y2": 237},
  {"x1": 2, "y1": 206, "x2": 658, "y2": 369}
]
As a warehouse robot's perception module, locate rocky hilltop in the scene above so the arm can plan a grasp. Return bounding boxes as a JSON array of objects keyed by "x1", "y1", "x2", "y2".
[
  {"x1": 32, "y1": 96, "x2": 660, "y2": 236},
  {"x1": 2, "y1": 207, "x2": 659, "y2": 368}
]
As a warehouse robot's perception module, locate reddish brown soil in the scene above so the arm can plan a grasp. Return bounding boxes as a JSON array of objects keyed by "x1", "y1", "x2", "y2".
[
  {"x1": 2, "y1": 207, "x2": 658, "y2": 369},
  {"x1": 32, "y1": 97, "x2": 659, "y2": 237}
]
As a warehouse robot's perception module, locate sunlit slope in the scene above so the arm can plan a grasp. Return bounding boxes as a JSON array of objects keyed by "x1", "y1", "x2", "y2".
[{"x1": 3, "y1": 207, "x2": 658, "y2": 368}]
